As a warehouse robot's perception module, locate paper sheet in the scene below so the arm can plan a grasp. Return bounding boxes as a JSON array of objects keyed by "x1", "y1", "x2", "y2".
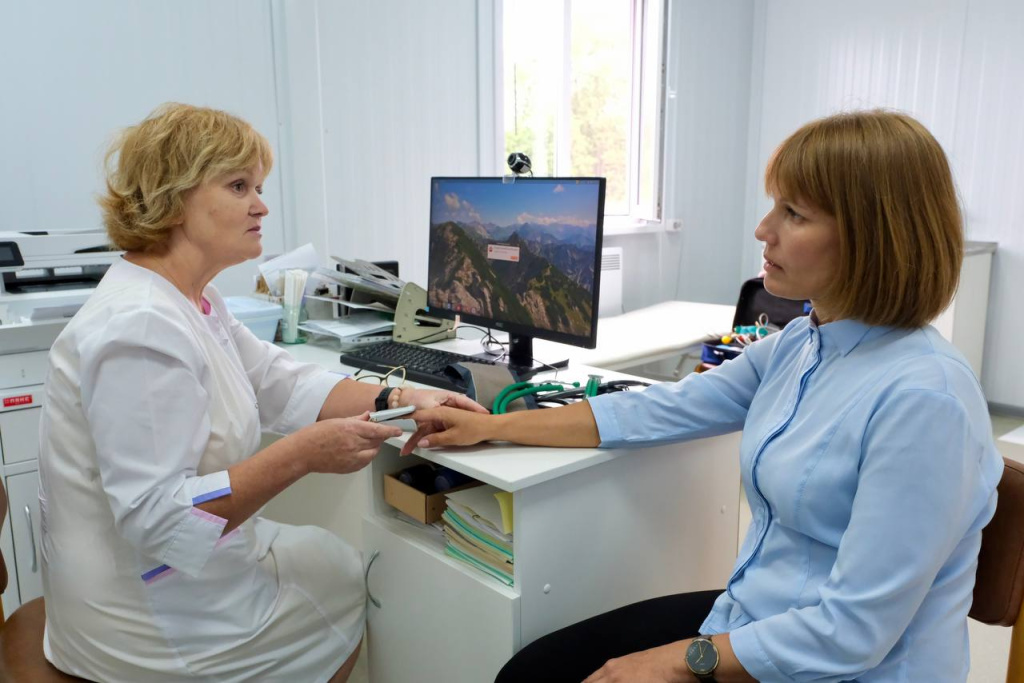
[
  {"x1": 299, "y1": 314, "x2": 394, "y2": 340},
  {"x1": 446, "y1": 485, "x2": 513, "y2": 540},
  {"x1": 258, "y1": 243, "x2": 321, "y2": 296}
]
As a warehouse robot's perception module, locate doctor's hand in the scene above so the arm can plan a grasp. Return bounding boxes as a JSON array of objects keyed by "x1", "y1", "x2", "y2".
[
  {"x1": 400, "y1": 407, "x2": 496, "y2": 456},
  {"x1": 298, "y1": 413, "x2": 402, "y2": 475},
  {"x1": 390, "y1": 386, "x2": 488, "y2": 414}
]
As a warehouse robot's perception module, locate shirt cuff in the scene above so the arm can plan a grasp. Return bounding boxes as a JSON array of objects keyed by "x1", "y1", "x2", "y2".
[
  {"x1": 160, "y1": 470, "x2": 232, "y2": 578},
  {"x1": 278, "y1": 369, "x2": 345, "y2": 432},
  {"x1": 188, "y1": 470, "x2": 233, "y2": 504},
  {"x1": 585, "y1": 394, "x2": 625, "y2": 447},
  {"x1": 729, "y1": 622, "x2": 787, "y2": 682}
]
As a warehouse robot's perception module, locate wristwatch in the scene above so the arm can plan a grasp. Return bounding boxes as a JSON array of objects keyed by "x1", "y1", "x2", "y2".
[
  {"x1": 684, "y1": 636, "x2": 719, "y2": 681},
  {"x1": 375, "y1": 387, "x2": 395, "y2": 412}
]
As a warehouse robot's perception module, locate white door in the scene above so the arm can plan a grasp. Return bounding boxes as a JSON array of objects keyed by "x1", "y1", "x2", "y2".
[
  {"x1": 363, "y1": 517, "x2": 519, "y2": 683},
  {"x1": 7, "y1": 470, "x2": 43, "y2": 604}
]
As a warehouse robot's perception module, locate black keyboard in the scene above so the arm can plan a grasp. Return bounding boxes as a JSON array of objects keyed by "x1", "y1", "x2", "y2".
[{"x1": 339, "y1": 341, "x2": 498, "y2": 392}]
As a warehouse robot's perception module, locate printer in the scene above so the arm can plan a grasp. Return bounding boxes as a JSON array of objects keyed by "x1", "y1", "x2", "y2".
[{"x1": 0, "y1": 231, "x2": 121, "y2": 355}]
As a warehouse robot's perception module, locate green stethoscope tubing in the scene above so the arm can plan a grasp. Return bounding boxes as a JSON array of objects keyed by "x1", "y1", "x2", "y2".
[{"x1": 493, "y1": 381, "x2": 583, "y2": 414}]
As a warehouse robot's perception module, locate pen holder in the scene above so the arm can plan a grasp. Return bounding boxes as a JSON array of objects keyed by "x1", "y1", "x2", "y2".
[{"x1": 281, "y1": 304, "x2": 301, "y2": 343}]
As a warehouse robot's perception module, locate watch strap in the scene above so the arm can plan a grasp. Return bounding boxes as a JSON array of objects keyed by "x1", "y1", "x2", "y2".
[{"x1": 375, "y1": 387, "x2": 395, "y2": 412}]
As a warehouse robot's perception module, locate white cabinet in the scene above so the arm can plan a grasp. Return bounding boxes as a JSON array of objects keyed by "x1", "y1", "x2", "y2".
[
  {"x1": 6, "y1": 470, "x2": 43, "y2": 606},
  {"x1": 361, "y1": 430, "x2": 741, "y2": 683},
  {"x1": 932, "y1": 241, "x2": 996, "y2": 379},
  {"x1": 0, "y1": 404, "x2": 45, "y2": 618},
  {"x1": 363, "y1": 516, "x2": 519, "y2": 683},
  {"x1": 0, "y1": 352, "x2": 48, "y2": 619}
]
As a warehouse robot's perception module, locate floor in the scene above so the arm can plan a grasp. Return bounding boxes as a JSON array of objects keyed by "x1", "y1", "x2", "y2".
[{"x1": 348, "y1": 412, "x2": 1024, "y2": 683}]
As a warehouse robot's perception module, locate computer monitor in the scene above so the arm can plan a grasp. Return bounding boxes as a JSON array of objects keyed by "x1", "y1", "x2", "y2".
[{"x1": 426, "y1": 176, "x2": 606, "y2": 373}]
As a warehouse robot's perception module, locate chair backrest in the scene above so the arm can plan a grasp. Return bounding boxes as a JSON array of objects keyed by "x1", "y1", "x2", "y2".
[
  {"x1": 0, "y1": 478, "x2": 7, "y2": 595},
  {"x1": 732, "y1": 277, "x2": 809, "y2": 330},
  {"x1": 970, "y1": 457, "x2": 1024, "y2": 626}
]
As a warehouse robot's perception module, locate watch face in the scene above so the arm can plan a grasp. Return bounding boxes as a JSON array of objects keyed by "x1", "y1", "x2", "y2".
[{"x1": 686, "y1": 638, "x2": 719, "y2": 676}]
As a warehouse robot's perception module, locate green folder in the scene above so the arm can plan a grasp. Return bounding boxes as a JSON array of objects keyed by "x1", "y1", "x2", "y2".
[
  {"x1": 445, "y1": 545, "x2": 514, "y2": 586},
  {"x1": 442, "y1": 509, "x2": 513, "y2": 559}
]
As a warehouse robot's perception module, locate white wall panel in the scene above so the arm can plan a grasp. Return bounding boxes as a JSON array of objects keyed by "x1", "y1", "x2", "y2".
[
  {"x1": 312, "y1": 0, "x2": 481, "y2": 289},
  {"x1": 746, "y1": 0, "x2": 1024, "y2": 407},
  {"x1": 951, "y1": 0, "x2": 1024, "y2": 408},
  {"x1": 664, "y1": 0, "x2": 757, "y2": 307},
  {"x1": 0, "y1": 0, "x2": 285, "y2": 296},
  {"x1": 742, "y1": 0, "x2": 968, "y2": 280},
  {"x1": 269, "y1": 0, "x2": 330, "y2": 257}
]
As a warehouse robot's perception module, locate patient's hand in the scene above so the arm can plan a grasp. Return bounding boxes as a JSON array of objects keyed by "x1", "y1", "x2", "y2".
[{"x1": 400, "y1": 407, "x2": 495, "y2": 455}]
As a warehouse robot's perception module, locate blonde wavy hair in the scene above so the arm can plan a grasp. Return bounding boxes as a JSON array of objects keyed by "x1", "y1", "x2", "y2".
[
  {"x1": 765, "y1": 109, "x2": 963, "y2": 329},
  {"x1": 99, "y1": 103, "x2": 274, "y2": 252}
]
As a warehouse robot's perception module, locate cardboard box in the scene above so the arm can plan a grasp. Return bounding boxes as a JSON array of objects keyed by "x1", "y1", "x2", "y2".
[{"x1": 383, "y1": 469, "x2": 482, "y2": 524}]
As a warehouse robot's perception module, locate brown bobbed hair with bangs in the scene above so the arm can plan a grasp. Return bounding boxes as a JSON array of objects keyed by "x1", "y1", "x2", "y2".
[
  {"x1": 99, "y1": 103, "x2": 274, "y2": 253},
  {"x1": 764, "y1": 109, "x2": 963, "y2": 329}
]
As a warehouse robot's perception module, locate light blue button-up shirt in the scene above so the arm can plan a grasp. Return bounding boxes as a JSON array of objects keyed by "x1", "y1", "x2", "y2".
[{"x1": 587, "y1": 316, "x2": 1002, "y2": 682}]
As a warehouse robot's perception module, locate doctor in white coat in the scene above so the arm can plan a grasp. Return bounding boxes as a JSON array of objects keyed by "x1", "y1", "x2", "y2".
[{"x1": 36, "y1": 102, "x2": 484, "y2": 682}]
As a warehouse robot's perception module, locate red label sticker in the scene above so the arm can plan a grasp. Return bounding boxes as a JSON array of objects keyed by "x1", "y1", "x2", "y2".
[{"x1": 3, "y1": 395, "x2": 33, "y2": 407}]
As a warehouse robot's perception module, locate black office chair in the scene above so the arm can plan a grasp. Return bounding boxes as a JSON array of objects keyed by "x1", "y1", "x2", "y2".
[{"x1": 732, "y1": 276, "x2": 809, "y2": 330}]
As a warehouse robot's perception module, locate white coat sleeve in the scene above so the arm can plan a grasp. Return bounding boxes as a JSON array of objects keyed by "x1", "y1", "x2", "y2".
[
  {"x1": 79, "y1": 307, "x2": 231, "y2": 578},
  {"x1": 222, "y1": 309, "x2": 344, "y2": 434}
]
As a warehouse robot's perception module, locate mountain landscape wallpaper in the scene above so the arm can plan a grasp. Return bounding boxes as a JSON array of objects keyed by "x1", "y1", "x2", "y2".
[{"x1": 427, "y1": 178, "x2": 603, "y2": 338}]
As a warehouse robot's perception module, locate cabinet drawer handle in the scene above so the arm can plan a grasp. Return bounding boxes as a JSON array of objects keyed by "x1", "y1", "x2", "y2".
[
  {"x1": 24, "y1": 506, "x2": 38, "y2": 573},
  {"x1": 365, "y1": 550, "x2": 381, "y2": 608}
]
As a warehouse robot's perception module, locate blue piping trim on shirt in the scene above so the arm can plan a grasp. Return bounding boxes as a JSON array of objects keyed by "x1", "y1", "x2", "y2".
[{"x1": 728, "y1": 327, "x2": 823, "y2": 596}]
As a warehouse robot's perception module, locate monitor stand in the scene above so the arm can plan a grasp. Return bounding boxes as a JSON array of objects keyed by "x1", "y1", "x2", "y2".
[{"x1": 504, "y1": 333, "x2": 569, "y2": 379}]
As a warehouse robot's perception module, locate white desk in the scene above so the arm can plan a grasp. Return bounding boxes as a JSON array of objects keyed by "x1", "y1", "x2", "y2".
[
  {"x1": 344, "y1": 300, "x2": 734, "y2": 373},
  {"x1": 534, "y1": 301, "x2": 735, "y2": 371},
  {"x1": 266, "y1": 299, "x2": 739, "y2": 550},
  {"x1": 274, "y1": 341, "x2": 741, "y2": 683}
]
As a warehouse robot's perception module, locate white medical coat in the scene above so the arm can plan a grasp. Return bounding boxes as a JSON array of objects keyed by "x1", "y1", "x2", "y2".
[{"x1": 37, "y1": 259, "x2": 364, "y2": 682}]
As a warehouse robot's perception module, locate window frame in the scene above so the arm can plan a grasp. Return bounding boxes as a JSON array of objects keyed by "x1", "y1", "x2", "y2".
[{"x1": 485, "y1": 0, "x2": 670, "y2": 236}]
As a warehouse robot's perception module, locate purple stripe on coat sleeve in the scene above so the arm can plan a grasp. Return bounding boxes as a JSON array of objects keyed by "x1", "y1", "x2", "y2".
[
  {"x1": 191, "y1": 486, "x2": 232, "y2": 505},
  {"x1": 141, "y1": 564, "x2": 174, "y2": 584}
]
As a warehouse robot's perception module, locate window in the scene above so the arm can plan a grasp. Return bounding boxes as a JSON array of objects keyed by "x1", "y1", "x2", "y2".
[{"x1": 500, "y1": 0, "x2": 666, "y2": 227}]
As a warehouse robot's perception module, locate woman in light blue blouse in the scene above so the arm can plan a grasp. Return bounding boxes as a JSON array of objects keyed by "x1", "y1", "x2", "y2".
[{"x1": 406, "y1": 110, "x2": 1003, "y2": 682}]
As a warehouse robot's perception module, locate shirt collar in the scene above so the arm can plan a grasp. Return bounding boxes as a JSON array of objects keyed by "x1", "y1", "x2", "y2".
[{"x1": 808, "y1": 311, "x2": 882, "y2": 357}]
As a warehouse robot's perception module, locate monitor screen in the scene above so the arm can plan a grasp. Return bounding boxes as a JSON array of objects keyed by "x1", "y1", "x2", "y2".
[{"x1": 427, "y1": 177, "x2": 605, "y2": 369}]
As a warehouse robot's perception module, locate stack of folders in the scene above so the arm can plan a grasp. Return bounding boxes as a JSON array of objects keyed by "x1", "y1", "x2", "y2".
[{"x1": 442, "y1": 484, "x2": 514, "y2": 587}]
